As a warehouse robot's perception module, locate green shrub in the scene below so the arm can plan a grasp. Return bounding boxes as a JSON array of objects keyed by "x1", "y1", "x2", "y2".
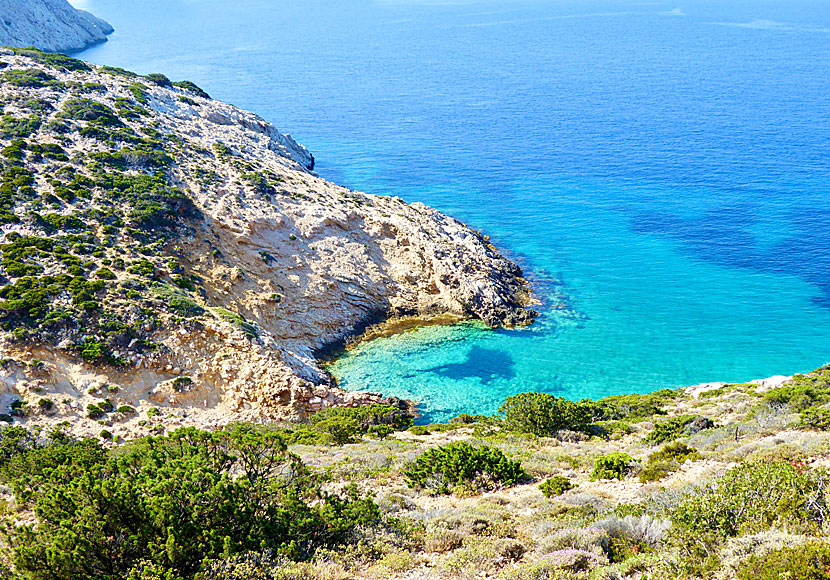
[
  {"x1": 172, "y1": 377, "x2": 193, "y2": 392},
  {"x1": 60, "y1": 98, "x2": 123, "y2": 127},
  {"x1": 277, "y1": 425, "x2": 328, "y2": 446},
  {"x1": 643, "y1": 415, "x2": 696, "y2": 444},
  {"x1": 0, "y1": 426, "x2": 33, "y2": 466},
  {"x1": 667, "y1": 461, "x2": 830, "y2": 563},
  {"x1": 128, "y1": 258, "x2": 156, "y2": 277},
  {"x1": 589, "y1": 390, "x2": 678, "y2": 421},
  {"x1": 765, "y1": 366, "x2": 830, "y2": 411},
  {"x1": 87, "y1": 403, "x2": 105, "y2": 419},
  {"x1": 310, "y1": 404, "x2": 413, "y2": 433},
  {"x1": 639, "y1": 443, "x2": 700, "y2": 483},
  {"x1": 215, "y1": 308, "x2": 258, "y2": 338},
  {"x1": 1, "y1": 425, "x2": 379, "y2": 580},
  {"x1": 10, "y1": 399, "x2": 27, "y2": 418},
  {"x1": 212, "y1": 142, "x2": 233, "y2": 159},
  {"x1": 0, "y1": 113, "x2": 42, "y2": 138},
  {"x1": 2, "y1": 68, "x2": 61, "y2": 88},
  {"x1": 591, "y1": 452, "x2": 637, "y2": 481},
  {"x1": 145, "y1": 73, "x2": 172, "y2": 87},
  {"x1": 95, "y1": 267, "x2": 116, "y2": 280},
  {"x1": 9, "y1": 47, "x2": 91, "y2": 72},
  {"x1": 649, "y1": 441, "x2": 700, "y2": 463},
  {"x1": 499, "y1": 392, "x2": 593, "y2": 436},
  {"x1": 799, "y1": 406, "x2": 830, "y2": 430},
  {"x1": 76, "y1": 339, "x2": 117, "y2": 364},
  {"x1": 403, "y1": 441, "x2": 526, "y2": 495},
  {"x1": 539, "y1": 475, "x2": 576, "y2": 497},
  {"x1": 172, "y1": 80, "x2": 210, "y2": 99},
  {"x1": 128, "y1": 82, "x2": 149, "y2": 104},
  {"x1": 314, "y1": 416, "x2": 360, "y2": 445},
  {"x1": 736, "y1": 543, "x2": 830, "y2": 580},
  {"x1": 409, "y1": 422, "x2": 462, "y2": 436}
]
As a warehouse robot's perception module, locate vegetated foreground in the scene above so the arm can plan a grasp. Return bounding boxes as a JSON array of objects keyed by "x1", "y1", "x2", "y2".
[
  {"x1": 0, "y1": 47, "x2": 535, "y2": 440},
  {"x1": 2, "y1": 366, "x2": 830, "y2": 579}
]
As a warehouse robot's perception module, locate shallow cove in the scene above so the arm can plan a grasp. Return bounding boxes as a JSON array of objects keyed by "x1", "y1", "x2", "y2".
[{"x1": 74, "y1": 0, "x2": 830, "y2": 424}]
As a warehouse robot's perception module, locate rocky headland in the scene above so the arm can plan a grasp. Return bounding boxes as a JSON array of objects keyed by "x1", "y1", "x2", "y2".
[
  {"x1": 0, "y1": 0, "x2": 113, "y2": 53},
  {"x1": 0, "y1": 48, "x2": 536, "y2": 439}
]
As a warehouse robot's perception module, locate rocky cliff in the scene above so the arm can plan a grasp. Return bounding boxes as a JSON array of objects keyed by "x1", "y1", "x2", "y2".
[
  {"x1": 0, "y1": 49, "x2": 535, "y2": 438},
  {"x1": 0, "y1": 0, "x2": 113, "y2": 53}
]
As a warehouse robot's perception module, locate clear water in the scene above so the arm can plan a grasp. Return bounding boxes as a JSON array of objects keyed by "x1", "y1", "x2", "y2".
[{"x1": 73, "y1": 0, "x2": 830, "y2": 422}]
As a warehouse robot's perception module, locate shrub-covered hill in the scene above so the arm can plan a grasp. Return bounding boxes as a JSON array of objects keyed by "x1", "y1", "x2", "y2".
[{"x1": 0, "y1": 48, "x2": 535, "y2": 438}]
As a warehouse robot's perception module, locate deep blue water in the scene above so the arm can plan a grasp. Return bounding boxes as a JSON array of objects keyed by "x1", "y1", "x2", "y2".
[{"x1": 72, "y1": 0, "x2": 830, "y2": 422}]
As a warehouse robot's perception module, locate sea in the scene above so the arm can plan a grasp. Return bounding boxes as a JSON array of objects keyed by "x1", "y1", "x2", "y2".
[{"x1": 71, "y1": 0, "x2": 830, "y2": 422}]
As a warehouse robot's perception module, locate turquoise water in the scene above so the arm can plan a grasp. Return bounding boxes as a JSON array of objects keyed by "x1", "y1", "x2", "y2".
[{"x1": 73, "y1": 0, "x2": 830, "y2": 422}]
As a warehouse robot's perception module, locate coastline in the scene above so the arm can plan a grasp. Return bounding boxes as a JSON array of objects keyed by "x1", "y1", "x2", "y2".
[
  {"x1": 0, "y1": 50, "x2": 536, "y2": 439},
  {"x1": 0, "y1": 0, "x2": 114, "y2": 54}
]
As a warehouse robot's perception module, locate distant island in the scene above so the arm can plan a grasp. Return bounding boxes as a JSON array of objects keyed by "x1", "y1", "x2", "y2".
[{"x1": 0, "y1": 0, "x2": 113, "y2": 53}]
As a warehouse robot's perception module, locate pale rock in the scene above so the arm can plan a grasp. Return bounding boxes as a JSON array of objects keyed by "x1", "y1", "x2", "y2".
[{"x1": 0, "y1": 0, "x2": 113, "y2": 53}]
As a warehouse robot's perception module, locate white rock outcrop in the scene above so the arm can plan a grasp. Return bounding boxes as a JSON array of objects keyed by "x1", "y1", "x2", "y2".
[
  {"x1": 0, "y1": 0, "x2": 113, "y2": 53},
  {"x1": 0, "y1": 52, "x2": 537, "y2": 437}
]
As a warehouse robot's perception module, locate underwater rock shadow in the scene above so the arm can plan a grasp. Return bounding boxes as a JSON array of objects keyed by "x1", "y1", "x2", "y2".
[{"x1": 423, "y1": 345, "x2": 516, "y2": 384}]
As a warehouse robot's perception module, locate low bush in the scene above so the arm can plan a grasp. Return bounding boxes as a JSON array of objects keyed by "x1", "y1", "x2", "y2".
[
  {"x1": 2, "y1": 68, "x2": 61, "y2": 88},
  {"x1": 145, "y1": 73, "x2": 172, "y2": 87},
  {"x1": 314, "y1": 416, "x2": 360, "y2": 445},
  {"x1": 409, "y1": 422, "x2": 463, "y2": 436},
  {"x1": 172, "y1": 80, "x2": 210, "y2": 99},
  {"x1": 799, "y1": 406, "x2": 830, "y2": 431},
  {"x1": 60, "y1": 98, "x2": 123, "y2": 127},
  {"x1": 736, "y1": 543, "x2": 830, "y2": 580},
  {"x1": 9, "y1": 47, "x2": 91, "y2": 72},
  {"x1": 643, "y1": 415, "x2": 707, "y2": 444},
  {"x1": 540, "y1": 475, "x2": 576, "y2": 497},
  {"x1": 591, "y1": 452, "x2": 637, "y2": 481},
  {"x1": 310, "y1": 404, "x2": 413, "y2": 438},
  {"x1": 500, "y1": 392, "x2": 593, "y2": 436},
  {"x1": 665, "y1": 461, "x2": 830, "y2": 569},
  {"x1": 588, "y1": 390, "x2": 679, "y2": 422},
  {"x1": 765, "y1": 366, "x2": 830, "y2": 411},
  {"x1": 95, "y1": 266, "x2": 116, "y2": 280},
  {"x1": 215, "y1": 308, "x2": 258, "y2": 338},
  {"x1": 0, "y1": 113, "x2": 42, "y2": 139},
  {"x1": 0, "y1": 425, "x2": 380, "y2": 580},
  {"x1": 403, "y1": 441, "x2": 526, "y2": 495},
  {"x1": 639, "y1": 442, "x2": 700, "y2": 483}
]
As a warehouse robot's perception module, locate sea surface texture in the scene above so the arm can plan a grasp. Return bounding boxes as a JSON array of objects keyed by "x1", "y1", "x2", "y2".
[{"x1": 74, "y1": 0, "x2": 830, "y2": 422}]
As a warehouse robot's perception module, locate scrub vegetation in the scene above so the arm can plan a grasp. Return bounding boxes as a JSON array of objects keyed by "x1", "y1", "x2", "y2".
[
  {"x1": 2, "y1": 366, "x2": 830, "y2": 579},
  {"x1": 0, "y1": 48, "x2": 207, "y2": 367}
]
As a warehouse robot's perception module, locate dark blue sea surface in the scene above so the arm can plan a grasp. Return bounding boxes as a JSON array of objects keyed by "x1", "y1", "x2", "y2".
[{"x1": 73, "y1": 0, "x2": 830, "y2": 422}]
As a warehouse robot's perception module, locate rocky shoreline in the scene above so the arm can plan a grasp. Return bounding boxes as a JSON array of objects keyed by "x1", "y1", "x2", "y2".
[
  {"x1": 0, "y1": 0, "x2": 114, "y2": 53},
  {"x1": 0, "y1": 50, "x2": 535, "y2": 439}
]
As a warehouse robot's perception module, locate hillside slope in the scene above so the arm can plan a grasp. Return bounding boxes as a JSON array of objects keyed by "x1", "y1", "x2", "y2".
[
  {"x1": 0, "y1": 0, "x2": 113, "y2": 53},
  {"x1": 0, "y1": 48, "x2": 535, "y2": 437}
]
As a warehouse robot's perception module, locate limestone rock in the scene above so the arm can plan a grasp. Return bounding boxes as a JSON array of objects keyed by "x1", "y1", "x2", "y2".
[{"x1": 0, "y1": 0, "x2": 113, "y2": 53}]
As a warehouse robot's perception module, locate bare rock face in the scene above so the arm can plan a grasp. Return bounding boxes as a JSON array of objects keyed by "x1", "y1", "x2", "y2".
[
  {"x1": 0, "y1": 0, "x2": 113, "y2": 53},
  {"x1": 0, "y1": 51, "x2": 536, "y2": 438}
]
